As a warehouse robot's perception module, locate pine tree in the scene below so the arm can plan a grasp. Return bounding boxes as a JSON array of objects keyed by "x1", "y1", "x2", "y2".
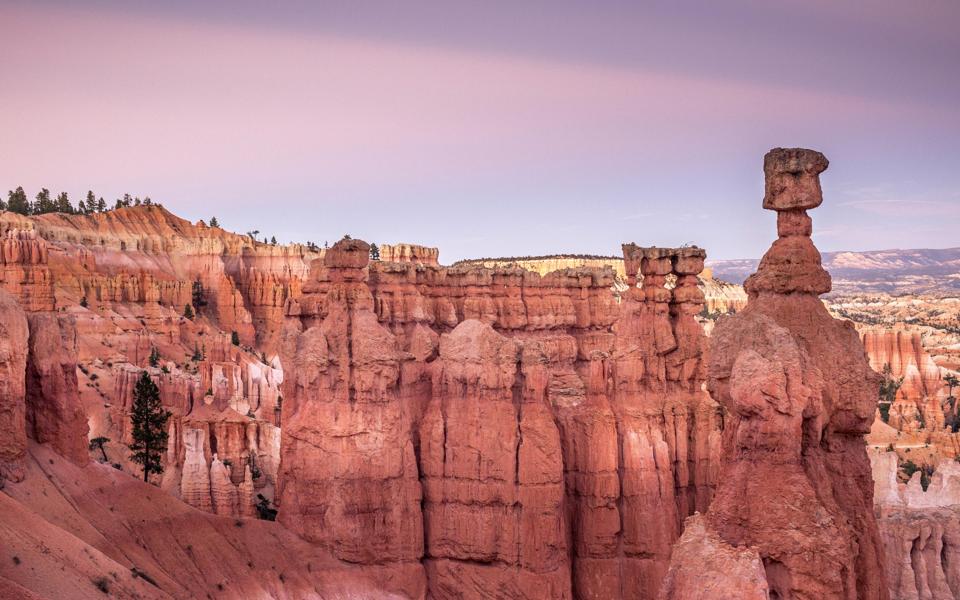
[
  {"x1": 96, "y1": 197, "x2": 107, "y2": 212},
  {"x1": 78, "y1": 199, "x2": 87, "y2": 214},
  {"x1": 7, "y1": 187, "x2": 30, "y2": 215},
  {"x1": 85, "y1": 191, "x2": 96, "y2": 214},
  {"x1": 149, "y1": 347, "x2": 160, "y2": 368},
  {"x1": 89, "y1": 436, "x2": 110, "y2": 461},
  {"x1": 946, "y1": 374, "x2": 959, "y2": 399},
  {"x1": 128, "y1": 371, "x2": 171, "y2": 482},
  {"x1": 55, "y1": 192, "x2": 71, "y2": 213},
  {"x1": 191, "y1": 280, "x2": 206, "y2": 312},
  {"x1": 231, "y1": 331, "x2": 240, "y2": 346},
  {"x1": 35, "y1": 188, "x2": 53, "y2": 214},
  {"x1": 209, "y1": 216, "x2": 219, "y2": 227},
  {"x1": 183, "y1": 303, "x2": 194, "y2": 319},
  {"x1": 369, "y1": 243, "x2": 380, "y2": 261},
  {"x1": 270, "y1": 236, "x2": 277, "y2": 245}
]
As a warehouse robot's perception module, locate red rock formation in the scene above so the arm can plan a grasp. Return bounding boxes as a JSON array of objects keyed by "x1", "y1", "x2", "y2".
[
  {"x1": 0, "y1": 227, "x2": 55, "y2": 312},
  {"x1": 380, "y1": 243, "x2": 440, "y2": 265},
  {"x1": 278, "y1": 239, "x2": 425, "y2": 582},
  {"x1": 24, "y1": 313, "x2": 89, "y2": 465},
  {"x1": 862, "y1": 327, "x2": 947, "y2": 431},
  {"x1": 0, "y1": 290, "x2": 29, "y2": 482},
  {"x1": 661, "y1": 148, "x2": 888, "y2": 599},
  {"x1": 657, "y1": 515, "x2": 769, "y2": 600},
  {"x1": 281, "y1": 234, "x2": 721, "y2": 597},
  {"x1": 871, "y1": 450, "x2": 960, "y2": 599}
]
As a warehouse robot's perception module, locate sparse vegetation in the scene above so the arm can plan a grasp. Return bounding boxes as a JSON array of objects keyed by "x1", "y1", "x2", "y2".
[
  {"x1": 131, "y1": 567, "x2": 159, "y2": 588},
  {"x1": 900, "y1": 459, "x2": 920, "y2": 479},
  {"x1": 183, "y1": 303, "x2": 194, "y2": 319},
  {"x1": 149, "y1": 347, "x2": 160, "y2": 368},
  {"x1": 93, "y1": 577, "x2": 110, "y2": 593},
  {"x1": 878, "y1": 363, "x2": 903, "y2": 424},
  {"x1": 255, "y1": 493, "x2": 277, "y2": 521},
  {"x1": 2, "y1": 186, "x2": 159, "y2": 215},
  {"x1": 89, "y1": 436, "x2": 111, "y2": 461},
  {"x1": 128, "y1": 371, "x2": 171, "y2": 483},
  {"x1": 191, "y1": 280, "x2": 206, "y2": 313}
]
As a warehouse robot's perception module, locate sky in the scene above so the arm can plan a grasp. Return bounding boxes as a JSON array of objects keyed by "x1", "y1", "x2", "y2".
[{"x1": 1, "y1": 0, "x2": 958, "y2": 262}]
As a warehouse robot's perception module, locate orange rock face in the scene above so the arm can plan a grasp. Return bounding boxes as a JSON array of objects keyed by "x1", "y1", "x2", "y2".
[
  {"x1": 379, "y1": 242, "x2": 440, "y2": 265},
  {"x1": 871, "y1": 451, "x2": 960, "y2": 599},
  {"x1": 0, "y1": 217, "x2": 89, "y2": 468},
  {"x1": 280, "y1": 235, "x2": 721, "y2": 597},
  {"x1": 662, "y1": 148, "x2": 888, "y2": 600},
  {"x1": 862, "y1": 327, "x2": 948, "y2": 431},
  {"x1": 0, "y1": 290, "x2": 29, "y2": 482}
]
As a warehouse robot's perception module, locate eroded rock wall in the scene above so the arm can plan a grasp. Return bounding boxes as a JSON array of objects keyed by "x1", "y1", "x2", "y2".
[
  {"x1": 0, "y1": 289, "x2": 29, "y2": 482},
  {"x1": 872, "y1": 450, "x2": 960, "y2": 599},
  {"x1": 279, "y1": 236, "x2": 722, "y2": 597}
]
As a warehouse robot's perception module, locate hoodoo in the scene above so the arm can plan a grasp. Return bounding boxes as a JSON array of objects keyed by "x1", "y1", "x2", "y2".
[{"x1": 660, "y1": 148, "x2": 889, "y2": 599}]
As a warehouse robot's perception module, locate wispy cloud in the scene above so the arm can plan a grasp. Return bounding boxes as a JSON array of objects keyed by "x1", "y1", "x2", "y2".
[{"x1": 837, "y1": 184, "x2": 960, "y2": 217}]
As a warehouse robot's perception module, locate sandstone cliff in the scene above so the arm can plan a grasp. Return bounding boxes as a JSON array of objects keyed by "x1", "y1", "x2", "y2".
[
  {"x1": 862, "y1": 327, "x2": 950, "y2": 432},
  {"x1": 871, "y1": 450, "x2": 960, "y2": 599},
  {"x1": 279, "y1": 237, "x2": 722, "y2": 598}
]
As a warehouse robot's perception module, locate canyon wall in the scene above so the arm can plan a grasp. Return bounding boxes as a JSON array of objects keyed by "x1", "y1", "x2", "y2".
[
  {"x1": 0, "y1": 206, "x2": 311, "y2": 516},
  {"x1": 454, "y1": 255, "x2": 747, "y2": 315},
  {"x1": 862, "y1": 328, "x2": 950, "y2": 433},
  {"x1": 279, "y1": 237, "x2": 723, "y2": 598},
  {"x1": 380, "y1": 242, "x2": 440, "y2": 265},
  {"x1": 0, "y1": 222, "x2": 89, "y2": 472},
  {"x1": 870, "y1": 450, "x2": 960, "y2": 600}
]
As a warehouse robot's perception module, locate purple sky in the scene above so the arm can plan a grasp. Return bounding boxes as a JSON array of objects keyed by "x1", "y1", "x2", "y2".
[{"x1": 2, "y1": 1, "x2": 958, "y2": 261}]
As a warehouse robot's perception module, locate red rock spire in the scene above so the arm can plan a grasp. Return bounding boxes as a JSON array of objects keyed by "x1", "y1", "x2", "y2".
[
  {"x1": 745, "y1": 147, "x2": 831, "y2": 296},
  {"x1": 660, "y1": 148, "x2": 889, "y2": 600}
]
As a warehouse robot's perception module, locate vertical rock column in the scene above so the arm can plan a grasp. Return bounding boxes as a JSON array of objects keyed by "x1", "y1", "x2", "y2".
[
  {"x1": 420, "y1": 320, "x2": 571, "y2": 599},
  {"x1": 666, "y1": 248, "x2": 720, "y2": 519},
  {"x1": 1, "y1": 226, "x2": 88, "y2": 466},
  {"x1": 277, "y1": 238, "x2": 424, "y2": 588},
  {"x1": 660, "y1": 148, "x2": 889, "y2": 600},
  {"x1": 0, "y1": 290, "x2": 29, "y2": 482}
]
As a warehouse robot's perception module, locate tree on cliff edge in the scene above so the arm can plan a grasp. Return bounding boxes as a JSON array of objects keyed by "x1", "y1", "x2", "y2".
[{"x1": 128, "y1": 371, "x2": 171, "y2": 483}]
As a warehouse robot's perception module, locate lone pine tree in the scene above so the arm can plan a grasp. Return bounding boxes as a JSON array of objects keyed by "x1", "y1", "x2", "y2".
[{"x1": 128, "y1": 371, "x2": 171, "y2": 482}]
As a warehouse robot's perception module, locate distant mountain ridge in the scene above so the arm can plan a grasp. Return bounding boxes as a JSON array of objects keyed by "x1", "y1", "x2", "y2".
[{"x1": 709, "y1": 247, "x2": 960, "y2": 295}]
